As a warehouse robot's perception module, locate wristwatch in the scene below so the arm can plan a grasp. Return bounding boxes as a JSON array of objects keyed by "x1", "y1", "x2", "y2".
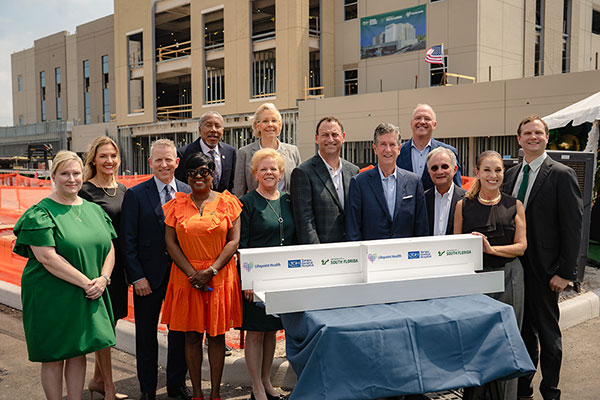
[{"x1": 101, "y1": 274, "x2": 111, "y2": 285}]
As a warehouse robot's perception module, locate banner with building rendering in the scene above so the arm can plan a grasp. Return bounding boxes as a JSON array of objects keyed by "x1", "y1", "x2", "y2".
[{"x1": 360, "y1": 5, "x2": 427, "y2": 59}]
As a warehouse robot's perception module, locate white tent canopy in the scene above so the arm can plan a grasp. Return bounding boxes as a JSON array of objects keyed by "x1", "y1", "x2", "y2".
[{"x1": 543, "y1": 91, "x2": 600, "y2": 130}]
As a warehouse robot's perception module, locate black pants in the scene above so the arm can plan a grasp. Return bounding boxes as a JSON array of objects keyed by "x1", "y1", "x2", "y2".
[
  {"x1": 133, "y1": 277, "x2": 187, "y2": 394},
  {"x1": 517, "y1": 272, "x2": 562, "y2": 400}
]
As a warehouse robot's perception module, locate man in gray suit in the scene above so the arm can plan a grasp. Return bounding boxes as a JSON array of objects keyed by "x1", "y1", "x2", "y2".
[{"x1": 290, "y1": 116, "x2": 359, "y2": 244}]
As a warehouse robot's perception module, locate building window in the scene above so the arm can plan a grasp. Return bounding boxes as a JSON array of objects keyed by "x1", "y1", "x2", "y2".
[
  {"x1": 430, "y1": 56, "x2": 448, "y2": 86},
  {"x1": 83, "y1": 60, "x2": 90, "y2": 124},
  {"x1": 344, "y1": 0, "x2": 357, "y2": 21},
  {"x1": 55, "y1": 67, "x2": 62, "y2": 120},
  {"x1": 127, "y1": 32, "x2": 143, "y2": 68},
  {"x1": 309, "y1": 0, "x2": 320, "y2": 37},
  {"x1": 344, "y1": 69, "x2": 358, "y2": 95},
  {"x1": 17, "y1": 76, "x2": 22, "y2": 92},
  {"x1": 535, "y1": 0, "x2": 545, "y2": 76},
  {"x1": 129, "y1": 77, "x2": 144, "y2": 114},
  {"x1": 562, "y1": 0, "x2": 571, "y2": 73},
  {"x1": 308, "y1": 50, "x2": 322, "y2": 97},
  {"x1": 592, "y1": 9, "x2": 600, "y2": 35},
  {"x1": 252, "y1": 50, "x2": 276, "y2": 98},
  {"x1": 204, "y1": 9, "x2": 225, "y2": 104},
  {"x1": 251, "y1": 0, "x2": 275, "y2": 42},
  {"x1": 102, "y1": 55, "x2": 110, "y2": 122},
  {"x1": 40, "y1": 71, "x2": 46, "y2": 122}
]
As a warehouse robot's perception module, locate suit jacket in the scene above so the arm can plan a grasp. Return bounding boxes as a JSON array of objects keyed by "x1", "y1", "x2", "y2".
[
  {"x1": 345, "y1": 166, "x2": 428, "y2": 241},
  {"x1": 290, "y1": 155, "x2": 360, "y2": 244},
  {"x1": 502, "y1": 156, "x2": 583, "y2": 281},
  {"x1": 397, "y1": 138, "x2": 462, "y2": 191},
  {"x1": 424, "y1": 185, "x2": 467, "y2": 236},
  {"x1": 233, "y1": 140, "x2": 301, "y2": 197},
  {"x1": 175, "y1": 139, "x2": 236, "y2": 193},
  {"x1": 120, "y1": 177, "x2": 192, "y2": 290}
]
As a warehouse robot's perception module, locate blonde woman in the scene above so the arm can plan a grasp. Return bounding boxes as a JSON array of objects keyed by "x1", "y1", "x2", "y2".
[
  {"x1": 233, "y1": 103, "x2": 301, "y2": 197},
  {"x1": 79, "y1": 137, "x2": 128, "y2": 399},
  {"x1": 14, "y1": 151, "x2": 116, "y2": 400},
  {"x1": 454, "y1": 150, "x2": 527, "y2": 400}
]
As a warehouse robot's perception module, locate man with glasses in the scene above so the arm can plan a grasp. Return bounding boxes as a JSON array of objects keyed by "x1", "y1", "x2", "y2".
[{"x1": 424, "y1": 147, "x2": 466, "y2": 236}]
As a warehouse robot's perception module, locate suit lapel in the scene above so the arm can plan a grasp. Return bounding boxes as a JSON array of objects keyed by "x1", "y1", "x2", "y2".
[
  {"x1": 527, "y1": 157, "x2": 552, "y2": 206},
  {"x1": 399, "y1": 140, "x2": 413, "y2": 171},
  {"x1": 393, "y1": 171, "x2": 407, "y2": 222},
  {"x1": 146, "y1": 178, "x2": 165, "y2": 231},
  {"x1": 341, "y1": 159, "x2": 354, "y2": 204},
  {"x1": 446, "y1": 187, "x2": 464, "y2": 235},
  {"x1": 367, "y1": 169, "x2": 392, "y2": 221},
  {"x1": 503, "y1": 162, "x2": 521, "y2": 195},
  {"x1": 312, "y1": 156, "x2": 343, "y2": 211},
  {"x1": 425, "y1": 190, "x2": 434, "y2": 235}
]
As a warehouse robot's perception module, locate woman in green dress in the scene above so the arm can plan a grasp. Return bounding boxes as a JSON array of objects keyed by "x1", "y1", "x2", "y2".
[
  {"x1": 240, "y1": 149, "x2": 295, "y2": 400},
  {"x1": 13, "y1": 150, "x2": 117, "y2": 400}
]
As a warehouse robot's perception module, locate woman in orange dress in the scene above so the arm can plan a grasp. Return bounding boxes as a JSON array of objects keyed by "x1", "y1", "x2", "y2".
[{"x1": 162, "y1": 152, "x2": 243, "y2": 400}]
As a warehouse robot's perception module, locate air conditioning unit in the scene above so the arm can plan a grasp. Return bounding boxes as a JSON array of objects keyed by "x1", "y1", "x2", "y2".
[{"x1": 518, "y1": 149, "x2": 595, "y2": 284}]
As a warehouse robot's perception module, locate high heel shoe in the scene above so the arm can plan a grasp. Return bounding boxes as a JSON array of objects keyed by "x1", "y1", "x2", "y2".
[{"x1": 87, "y1": 380, "x2": 128, "y2": 399}]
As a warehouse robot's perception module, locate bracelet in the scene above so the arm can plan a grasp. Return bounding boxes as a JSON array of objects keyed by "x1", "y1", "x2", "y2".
[
  {"x1": 209, "y1": 266, "x2": 218, "y2": 276},
  {"x1": 101, "y1": 274, "x2": 111, "y2": 285}
]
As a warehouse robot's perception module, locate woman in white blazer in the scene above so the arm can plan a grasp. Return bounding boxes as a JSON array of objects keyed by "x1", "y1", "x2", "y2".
[{"x1": 233, "y1": 103, "x2": 301, "y2": 197}]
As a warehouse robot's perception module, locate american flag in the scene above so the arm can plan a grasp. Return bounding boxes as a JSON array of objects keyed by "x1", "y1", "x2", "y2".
[{"x1": 425, "y1": 45, "x2": 444, "y2": 64}]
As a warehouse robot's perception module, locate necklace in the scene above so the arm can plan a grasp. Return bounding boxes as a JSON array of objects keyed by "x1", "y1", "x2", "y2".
[
  {"x1": 191, "y1": 193, "x2": 211, "y2": 215},
  {"x1": 263, "y1": 197, "x2": 285, "y2": 246},
  {"x1": 91, "y1": 178, "x2": 118, "y2": 197},
  {"x1": 70, "y1": 204, "x2": 82, "y2": 222},
  {"x1": 478, "y1": 193, "x2": 502, "y2": 204},
  {"x1": 100, "y1": 185, "x2": 118, "y2": 197}
]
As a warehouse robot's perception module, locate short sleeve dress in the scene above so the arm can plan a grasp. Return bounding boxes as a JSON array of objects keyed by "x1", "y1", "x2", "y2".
[
  {"x1": 79, "y1": 182, "x2": 129, "y2": 321},
  {"x1": 239, "y1": 190, "x2": 295, "y2": 331},
  {"x1": 161, "y1": 191, "x2": 243, "y2": 337},
  {"x1": 13, "y1": 198, "x2": 117, "y2": 362}
]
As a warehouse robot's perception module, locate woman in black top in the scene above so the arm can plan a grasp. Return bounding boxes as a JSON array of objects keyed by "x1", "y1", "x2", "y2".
[
  {"x1": 454, "y1": 150, "x2": 527, "y2": 400},
  {"x1": 79, "y1": 136, "x2": 128, "y2": 400}
]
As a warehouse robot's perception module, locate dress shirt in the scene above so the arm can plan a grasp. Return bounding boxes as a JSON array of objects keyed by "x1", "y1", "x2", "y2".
[
  {"x1": 318, "y1": 152, "x2": 344, "y2": 209},
  {"x1": 411, "y1": 139, "x2": 432, "y2": 178},
  {"x1": 378, "y1": 166, "x2": 398, "y2": 217},
  {"x1": 200, "y1": 139, "x2": 222, "y2": 182},
  {"x1": 511, "y1": 152, "x2": 547, "y2": 208},
  {"x1": 154, "y1": 176, "x2": 178, "y2": 205},
  {"x1": 259, "y1": 140, "x2": 286, "y2": 191},
  {"x1": 433, "y1": 183, "x2": 455, "y2": 236}
]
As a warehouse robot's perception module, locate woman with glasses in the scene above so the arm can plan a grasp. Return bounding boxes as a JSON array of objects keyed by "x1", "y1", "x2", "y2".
[{"x1": 161, "y1": 152, "x2": 243, "y2": 400}]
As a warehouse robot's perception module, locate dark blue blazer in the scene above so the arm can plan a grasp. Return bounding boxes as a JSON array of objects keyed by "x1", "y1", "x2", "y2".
[
  {"x1": 345, "y1": 166, "x2": 428, "y2": 241},
  {"x1": 120, "y1": 177, "x2": 191, "y2": 290},
  {"x1": 175, "y1": 139, "x2": 236, "y2": 193},
  {"x1": 397, "y1": 138, "x2": 462, "y2": 191}
]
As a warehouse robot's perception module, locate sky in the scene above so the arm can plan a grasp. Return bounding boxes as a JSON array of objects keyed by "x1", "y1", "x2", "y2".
[{"x1": 0, "y1": 0, "x2": 114, "y2": 126}]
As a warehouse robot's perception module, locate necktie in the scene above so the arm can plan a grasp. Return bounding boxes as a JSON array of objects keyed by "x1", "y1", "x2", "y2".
[
  {"x1": 517, "y1": 164, "x2": 530, "y2": 203},
  {"x1": 209, "y1": 149, "x2": 220, "y2": 189},
  {"x1": 163, "y1": 185, "x2": 174, "y2": 204}
]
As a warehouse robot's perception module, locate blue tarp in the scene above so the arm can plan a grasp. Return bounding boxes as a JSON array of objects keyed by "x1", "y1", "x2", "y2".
[{"x1": 281, "y1": 294, "x2": 535, "y2": 400}]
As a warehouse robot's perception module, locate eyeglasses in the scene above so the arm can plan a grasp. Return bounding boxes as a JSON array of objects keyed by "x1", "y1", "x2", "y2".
[
  {"x1": 429, "y1": 164, "x2": 451, "y2": 172},
  {"x1": 186, "y1": 168, "x2": 213, "y2": 178}
]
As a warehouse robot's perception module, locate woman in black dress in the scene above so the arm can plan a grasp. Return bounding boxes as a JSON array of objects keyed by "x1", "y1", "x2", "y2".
[
  {"x1": 454, "y1": 150, "x2": 527, "y2": 400},
  {"x1": 240, "y1": 149, "x2": 294, "y2": 400},
  {"x1": 79, "y1": 136, "x2": 128, "y2": 400}
]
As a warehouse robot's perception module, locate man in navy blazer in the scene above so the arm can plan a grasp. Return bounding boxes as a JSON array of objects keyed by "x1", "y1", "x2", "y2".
[
  {"x1": 396, "y1": 104, "x2": 462, "y2": 191},
  {"x1": 175, "y1": 111, "x2": 236, "y2": 192},
  {"x1": 346, "y1": 123, "x2": 428, "y2": 240},
  {"x1": 121, "y1": 139, "x2": 191, "y2": 400}
]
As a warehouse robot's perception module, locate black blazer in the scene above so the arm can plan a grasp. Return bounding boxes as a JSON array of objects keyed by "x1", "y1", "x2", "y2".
[
  {"x1": 290, "y1": 155, "x2": 359, "y2": 244},
  {"x1": 424, "y1": 185, "x2": 467, "y2": 235},
  {"x1": 396, "y1": 138, "x2": 462, "y2": 191},
  {"x1": 175, "y1": 139, "x2": 236, "y2": 193},
  {"x1": 120, "y1": 177, "x2": 191, "y2": 290},
  {"x1": 502, "y1": 156, "x2": 583, "y2": 281}
]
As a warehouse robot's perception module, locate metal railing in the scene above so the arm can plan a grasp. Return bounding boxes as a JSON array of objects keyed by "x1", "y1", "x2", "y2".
[{"x1": 156, "y1": 104, "x2": 192, "y2": 121}]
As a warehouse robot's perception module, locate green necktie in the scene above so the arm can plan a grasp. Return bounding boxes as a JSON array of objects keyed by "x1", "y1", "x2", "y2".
[{"x1": 517, "y1": 164, "x2": 530, "y2": 202}]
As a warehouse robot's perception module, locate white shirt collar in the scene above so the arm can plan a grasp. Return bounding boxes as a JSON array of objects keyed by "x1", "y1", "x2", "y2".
[
  {"x1": 318, "y1": 151, "x2": 341, "y2": 173},
  {"x1": 411, "y1": 138, "x2": 432, "y2": 150},
  {"x1": 200, "y1": 139, "x2": 219, "y2": 156},
  {"x1": 435, "y1": 182, "x2": 455, "y2": 199},
  {"x1": 525, "y1": 152, "x2": 547, "y2": 173},
  {"x1": 377, "y1": 165, "x2": 397, "y2": 180},
  {"x1": 153, "y1": 176, "x2": 177, "y2": 193}
]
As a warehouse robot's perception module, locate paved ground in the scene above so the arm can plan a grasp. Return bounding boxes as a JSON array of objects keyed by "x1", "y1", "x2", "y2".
[{"x1": 1, "y1": 303, "x2": 599, "y2": 400}]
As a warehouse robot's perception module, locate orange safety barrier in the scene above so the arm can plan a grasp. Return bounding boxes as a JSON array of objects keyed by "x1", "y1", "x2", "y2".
[{"x1": 0, "y1": 173, "x2": 51, "y2": 187}]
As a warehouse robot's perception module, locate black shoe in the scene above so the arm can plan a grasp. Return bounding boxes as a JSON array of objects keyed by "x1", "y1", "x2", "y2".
[
  {"x1": 266, "y1": 392, "x2": 286, "y2": 400},
  {"x1": 225, "y1": 344, "x2": 233, "y2": 357},
  {"x1": 140, "y1": 393, "x2": 156, "y2": 400},
  {"x1": 167, "y1": 385, "x2": 192, "y2": 400}
]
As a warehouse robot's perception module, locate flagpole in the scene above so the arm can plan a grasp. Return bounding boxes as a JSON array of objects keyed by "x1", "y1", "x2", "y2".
[{"x1": 441, "y1": 42, "x2": 446, "y2": 85}]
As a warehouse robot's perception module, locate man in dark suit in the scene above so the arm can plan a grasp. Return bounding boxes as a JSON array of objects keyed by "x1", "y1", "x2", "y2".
[
  {"x1": 121, "y1": 139, "x2": 191, "y2": 400},
  {"x1": 502, "y1": 115, "x2": 583, "y2": 400},
  {"x1": 424, "y1": 147, "x2": 466, "y2": 236},
  {"x1": 396, "y1": 104, "x2": 462, "y2": 191},
  {"x1": 290, "y1": 116, "x2": 359, "y2": 244},
  {"x1": 175, "y1": 111, "x2": 236, "y2": 192},
  {"x1": 346, "y1": 123, "x2": 428, "y2": 240}
]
